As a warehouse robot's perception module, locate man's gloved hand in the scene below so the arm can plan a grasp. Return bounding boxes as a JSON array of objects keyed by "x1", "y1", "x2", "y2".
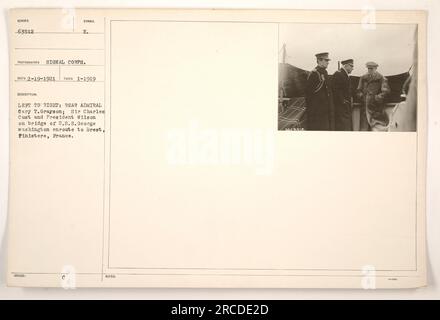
[{"x1": 375, "y1": 94, "x2": 384, "y2": 104}]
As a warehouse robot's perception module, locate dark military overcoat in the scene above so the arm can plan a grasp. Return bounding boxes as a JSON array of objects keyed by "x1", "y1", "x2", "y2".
[
  {"x1": 333, "y1": 68, "x2": 353, "y2": 131},
  {"x1": 305, "y1": 66, "x2": 335, "y2": 130}
]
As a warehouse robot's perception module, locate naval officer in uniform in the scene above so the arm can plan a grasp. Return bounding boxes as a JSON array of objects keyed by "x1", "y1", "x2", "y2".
[
  {"x1": 305, "y1": 52, "x2": 335, "y2": 130},
  {"x1": 333, "y1": 59, "x2": 354, "y2": 131}
]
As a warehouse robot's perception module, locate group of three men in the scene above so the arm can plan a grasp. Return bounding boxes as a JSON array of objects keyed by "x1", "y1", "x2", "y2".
[{"x1": 305, "y1": 52, "x2": 391, "y2": 131}]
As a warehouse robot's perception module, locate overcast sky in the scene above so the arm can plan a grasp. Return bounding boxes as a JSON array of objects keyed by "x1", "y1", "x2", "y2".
[{"x1": 279, "y1": 23, "x2": 416, "y2": 76}]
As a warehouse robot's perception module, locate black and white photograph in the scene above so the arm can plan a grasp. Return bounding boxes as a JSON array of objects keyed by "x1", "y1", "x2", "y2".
[
  {"x1": 278, "y1": 23, "x2": 417, "y2": 132},
  {"x1": 1, "y1": 3, "x2": 437, "y2": 301}
]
